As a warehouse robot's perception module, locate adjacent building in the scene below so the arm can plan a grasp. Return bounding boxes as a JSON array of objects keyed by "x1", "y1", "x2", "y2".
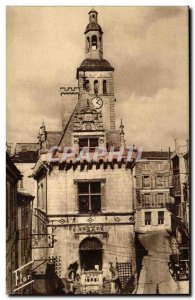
[
  {"x1": 170, "y1": 141, "x2": 189, "y2": 244},
  {"x1": 6, "y1": 152, "x2": 22, "y2": 294},
  {"x1": 134, "y1": 151, "x2": 173, "y2": 233}
]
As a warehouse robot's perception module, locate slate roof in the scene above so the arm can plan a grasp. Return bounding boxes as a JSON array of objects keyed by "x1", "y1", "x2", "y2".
[
  {"x1": 84, "y1": 22, "x2": 103, "y2": 34},
  {"x1": 141, "y1": 151, "x2": 171, "y2": 160},
  {"x1": 12, "y1": 151, "x2": 39, "y2": 163},
  {"x1": 46, "y1": 131, "x2": 62, "y2": 149},
  {"x1": 77, "y1": 59, "x2": 114, "y2": 78}
]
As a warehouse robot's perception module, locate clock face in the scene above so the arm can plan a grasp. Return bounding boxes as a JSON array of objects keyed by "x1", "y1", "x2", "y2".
[{"x1": 92, "y1": 96, "x2": 103, "y2": 109}]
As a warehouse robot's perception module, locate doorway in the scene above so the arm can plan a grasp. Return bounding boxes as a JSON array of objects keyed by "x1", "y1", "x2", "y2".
[{"x1": 79, "y1": 237, "x2": 102, "y2": 271}]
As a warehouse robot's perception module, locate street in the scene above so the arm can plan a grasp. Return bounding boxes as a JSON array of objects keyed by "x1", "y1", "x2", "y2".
[{"x1": 136, "y1": 231, "x2": 189, "y2": 294}]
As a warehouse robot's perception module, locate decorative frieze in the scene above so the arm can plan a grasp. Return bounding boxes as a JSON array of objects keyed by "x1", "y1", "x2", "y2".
[{"x1": 47, "y1": 213, "x2": 135, "y2": 227}]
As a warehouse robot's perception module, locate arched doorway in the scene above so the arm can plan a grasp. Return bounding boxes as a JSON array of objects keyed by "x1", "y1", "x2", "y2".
[{"x1": 79, "y1": 237, "x2": 102, "y2": 271}]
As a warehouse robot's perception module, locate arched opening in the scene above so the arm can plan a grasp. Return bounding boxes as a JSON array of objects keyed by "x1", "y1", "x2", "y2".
[
  {"x1": 86, "y1": 36, "x2": 90, "y2": 52},
  {"x1": 79, "y1": 237, "x2": 102, "y2": 271},
  {"x1": 92, "y1": 35, "x2": 97, "y2": 50},
  {"x1": 94, "y1": 80, "x2": 98, "y2": 95},
  {"x1": 103, "y1": 80, "x2": 107, "y2": 94},
  {"x1": 83, "y1": 80, "x2": 90, "y2": 92}
]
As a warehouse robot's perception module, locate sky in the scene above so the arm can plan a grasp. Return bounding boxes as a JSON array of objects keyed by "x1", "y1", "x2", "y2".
[{"x1": 6, "y1": 6, "x2": 189, "y2": 151}]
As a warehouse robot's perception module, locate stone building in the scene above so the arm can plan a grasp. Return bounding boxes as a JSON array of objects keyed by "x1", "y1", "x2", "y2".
[
  {"x1": 6, "y1": 152, "x2": 22, "y2": 294},
  {"x1": 134, "y1": 151, "x2": 173, "y2": 233},
  {"x1": 11, "y1": 143, "x2": 39, "y2": 233},
  {"x1": 170, "y1": 141, "x2": 189, "y2": 244},
  {"x1": 32, "y1": 9, "x2": 137, "y2": 294}
]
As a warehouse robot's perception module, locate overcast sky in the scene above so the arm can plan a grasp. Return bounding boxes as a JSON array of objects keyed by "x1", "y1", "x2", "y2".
[{"x1": 6, "y1": 6, "x2": 189, "y2": 151}]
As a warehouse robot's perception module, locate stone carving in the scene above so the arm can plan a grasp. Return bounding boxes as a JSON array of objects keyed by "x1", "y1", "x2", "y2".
[
  {"x1": 58, "y1": 219, "x2": 66, "y2": 224},
  {"x1": 129, "y1": 216, "x2": 135, "y2": 223},
  {"x1": 74, "y1": 225, "x2": 108, "y2": 239},
  {"x1": 74, "y1": 100, "x2": 103, "y2": 132},
  {"x1": 114, "y1": 216, "x2": 121, "y2": 222},
  {"x1": 87, "y1": 217, "x2": 94, "y2": 223}
]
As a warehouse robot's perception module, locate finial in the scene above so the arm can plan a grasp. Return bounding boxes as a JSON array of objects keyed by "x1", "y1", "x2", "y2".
[
  {"x1": 119, "y1": 119, "x2": 124, "y2": 135},
  {"x1": 119, "y1": 119, "x2": 125, "y2": 146}
]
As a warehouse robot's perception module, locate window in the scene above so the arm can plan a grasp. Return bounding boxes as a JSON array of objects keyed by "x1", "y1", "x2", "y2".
[
  {"x1": 83, "y1": 80, "x2": 90, "y2": 92},
  {"x1": 157, "y1": 193, "x2": 164, "y2": 206},
  {"x1": 94, "y1": 80, "x2": 98, "y2": 94},
  {"x1": 158, "y1": 211, "x2": 164, "y2": 224},
  {"x1": 145, "y1": 212, "x2": 151, "y2": 225},
  {"x1": 78, "y1": 182, "x2": 101, "y2": 214},
  {"x1": 156, "y1": 175, "x2": 164, "y2": 187},
  {"x1": 142, "y1": 176, "x2": 150, "y2": 188},
  {"x1": 79, "y1": 138, "x2": 99, "y2": 152},
  {"x1": 144, "y1": 194, "x2": 151, "y2": 207},
  {"x1": 103, "y1": 80, "x2": 107, "y2": 94},
  {"x1": 92, "y1": 35, "x2": 97, "y2": 50}
]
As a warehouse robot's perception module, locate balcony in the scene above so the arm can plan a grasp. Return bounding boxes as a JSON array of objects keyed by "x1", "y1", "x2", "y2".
[{"x1": 80, "y1": 270, "x2": 103, "y2": 294}]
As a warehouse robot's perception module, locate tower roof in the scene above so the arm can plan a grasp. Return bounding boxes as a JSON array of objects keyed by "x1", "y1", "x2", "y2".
[
  {"x1": 77, "y1": 58, "x2": 114, "y2": 78},
  {"x1": 88, "y1": 8, "x2": 98, "y2": 15},
  {"x1": 84, "y1": 22, "x2": 103, "y2": 34}
]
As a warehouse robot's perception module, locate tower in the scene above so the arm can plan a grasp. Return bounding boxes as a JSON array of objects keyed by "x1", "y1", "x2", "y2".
[{"x1": 76, "y1": 9, "x2": 116, "y2": 133}]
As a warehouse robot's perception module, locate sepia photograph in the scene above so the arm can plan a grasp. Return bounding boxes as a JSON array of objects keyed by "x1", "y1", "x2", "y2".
[{"x1": 6, "y1": 6, "x2": 189, "y2": 295}]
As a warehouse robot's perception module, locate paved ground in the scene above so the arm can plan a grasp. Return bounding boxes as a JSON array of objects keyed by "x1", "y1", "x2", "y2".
[{"x1": 136, "y1": 231, "x2": 189, "y2": 295}]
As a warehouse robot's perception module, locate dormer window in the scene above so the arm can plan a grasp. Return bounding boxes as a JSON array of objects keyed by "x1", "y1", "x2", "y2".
[
  {"x1": 92, "y1": 35, "x2": 97, "y2": 50},
  {"x1": 79, "y1": 137, "x2": 99, "y2": 152}
]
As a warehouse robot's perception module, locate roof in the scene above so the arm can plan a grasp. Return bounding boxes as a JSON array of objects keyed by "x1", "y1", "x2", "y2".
[
  {"x1": 15, "y1": 143, "x2": 39, "y2": 154},
  {"x1": 6, "y1": 152, "x2": 22, "y2": 180},
  {"x1": 88, "y1": 8, "x2": 98, "y2": 15},
  {"x1": 12, "y1": 150, "x2": 39, "y2": 163},
  {"x1": 141, "y1": 151, "x2": 171, "y2": 160},
  {"x1": 46, "y1": 131, "x2": 62, "y2": 149},
  {"x1": 77, "y1": 59, "x2": 114, "y2": 78},
  {"x1": 84, "y1": 22, "x2": 103, "y2": 34}
]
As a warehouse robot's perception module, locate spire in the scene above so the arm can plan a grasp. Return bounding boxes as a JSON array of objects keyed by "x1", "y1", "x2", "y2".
[{"x1": 119, "y1": 119, "x2": 125, "y2": 146}]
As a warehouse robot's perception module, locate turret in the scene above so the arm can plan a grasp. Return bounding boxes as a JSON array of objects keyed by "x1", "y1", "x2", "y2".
[{"x1": 84, "y1": 9, "x2": 103, "y2": 59}]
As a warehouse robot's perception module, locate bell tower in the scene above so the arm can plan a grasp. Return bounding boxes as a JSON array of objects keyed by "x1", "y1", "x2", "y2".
[
  {"x1": 60, "y1": 9, "x2": 121, "y2": 148},
  {"x1": 85, "y1": 9, "x2": 103, "y2": 59},
  {"x1": 76, "y1": 9, "x2": 118, "y2": 135}
]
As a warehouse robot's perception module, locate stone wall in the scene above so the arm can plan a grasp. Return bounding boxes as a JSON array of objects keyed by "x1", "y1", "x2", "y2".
[{"x1": 46, "y1": 164, "x2": 134, "y2": 215}]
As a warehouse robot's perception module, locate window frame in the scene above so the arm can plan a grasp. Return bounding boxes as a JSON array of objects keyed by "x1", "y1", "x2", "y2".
[
  {"x1": 78, "y1": 181, "x2": 102, "y2": 214},
  {"x1": 158, "y1": 211, "x2": 164, "y2": 225},
  {"x1": 145, "y1": 211, "x2": 151, "y2": 225},
  {"x1": 78, "y1": 137, "x2": 99, "y2": 152},
  {"x1": 142, "y1": 175, "x2": 151, "y2": 188},
  {"x1": 156, "y1": 175, "x2": 164, "y2": 187}
]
